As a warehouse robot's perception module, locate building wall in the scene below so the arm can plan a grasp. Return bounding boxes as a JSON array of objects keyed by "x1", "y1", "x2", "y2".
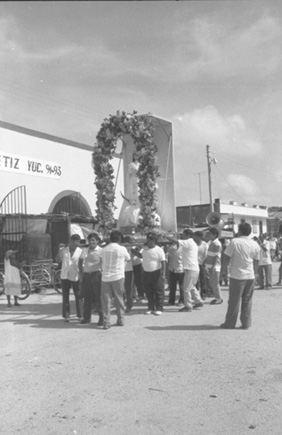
[
  {"x1": 177, "y1": 200, "x2": 268, "y2": 235},
  {"x1": 0, "y1": 122, "x2": 96, "y2": 215}
]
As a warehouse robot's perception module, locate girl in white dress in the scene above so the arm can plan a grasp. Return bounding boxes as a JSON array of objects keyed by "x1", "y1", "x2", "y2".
[{"x1": 4, "y1": 250, "x2": 21, "y2": 307}]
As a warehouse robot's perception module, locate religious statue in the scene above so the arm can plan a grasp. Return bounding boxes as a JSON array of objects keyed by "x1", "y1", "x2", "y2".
[
  {"x1": 118, "y1": 153, "x2": 141, "y2": 228},
  {"x1": 117, "y1": 151, "x2": 161, "y2": 231}
]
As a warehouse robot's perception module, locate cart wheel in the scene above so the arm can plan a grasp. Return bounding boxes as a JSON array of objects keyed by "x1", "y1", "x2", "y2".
[
  {"x1": 17, "y1": 271, "x2": 32, "y2": 300},
  {"x1": 32, "y1": 268, "x2": 51, "y2": 291},
  {"x1": 54, "y1": 269, "x2": 62, "y2": 294},
  {"x1": 0, "y1": 272, "x2": 5, "y2": 296}
]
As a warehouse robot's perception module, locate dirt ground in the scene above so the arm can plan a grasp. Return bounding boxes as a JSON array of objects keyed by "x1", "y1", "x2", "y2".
[{"x1": 1, "y1": 262, "x2": 282, "y2": 435}]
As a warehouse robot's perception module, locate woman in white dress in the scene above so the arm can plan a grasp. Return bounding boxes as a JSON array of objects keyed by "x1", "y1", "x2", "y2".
[{"x1": 4, "y1": 250, "x2": 21, "y2": 307}]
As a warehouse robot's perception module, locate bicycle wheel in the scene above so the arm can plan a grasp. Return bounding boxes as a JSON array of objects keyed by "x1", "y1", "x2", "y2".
[
  {"x1": 17, "y1": 271, "x2": 32, "y2": 300},
  {"x1": 0, "y1": 272, "x2": 5, "y2": 296},
  {"x1": 32, "y1": 268, "x2": 51, "y2": 290},
  {"x1": 53, "y1": 269, "x2": 62, "y2": 294}
]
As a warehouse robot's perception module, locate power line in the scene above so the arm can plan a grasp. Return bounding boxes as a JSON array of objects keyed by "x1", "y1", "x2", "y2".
[
  {"x1": 209, "y1": 151, "x2": 269, "y2": 176},
  {"x1": 213, "y1": 163, "x2": 248, "y2": 204}
]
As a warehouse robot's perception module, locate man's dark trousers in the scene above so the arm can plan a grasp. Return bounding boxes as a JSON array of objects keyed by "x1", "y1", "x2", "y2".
[
  {"x1": 143, "y1": 269, "x2": 164, "y2": 312},
  {"x1": 61, "y1": 279, "x2": 82, "y2": 319},
  {"x1": 82, "y1": 271, "x2": 102, "y2": 322},
  {"x1": 168, "y1": 271, "x2": 184, "y2": 304}
]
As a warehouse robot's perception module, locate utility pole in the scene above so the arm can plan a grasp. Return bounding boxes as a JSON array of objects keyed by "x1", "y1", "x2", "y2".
[
  {"x1": 194, "y1": 172, "x2": 206, "y2": 205},
  {"x1": 206, "y1": 145, "x2": 213, "y2": 212}
]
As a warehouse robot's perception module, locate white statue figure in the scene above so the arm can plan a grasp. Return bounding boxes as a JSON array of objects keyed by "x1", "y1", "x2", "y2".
[
  {"x1": 117, "y1": 151, "x2": 161, "y2": 229},
  {"x1": 118, "y1": 153, "x2": 141, "y2": 228},
  {"x1": 125, "y1": 153, "x2": 139, "y2": 202}
]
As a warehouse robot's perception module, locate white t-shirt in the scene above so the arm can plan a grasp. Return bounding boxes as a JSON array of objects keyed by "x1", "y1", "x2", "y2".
[
  {"x1": 125, "y1": 248, "x2": 133, "y2": 272},
  {"x1": 99, "y1": 243, "x2": 130, "y2": 282},
  {"x1": 80, "y1": 246, "x2": 102, "y2": 273},
  {"x1": 60, "y1": 247, "x2": 83, "y2": 281},
  {"x1": 178, "y1": 238, "x2": 199, "y2": 272},
  {"x1": 259, "y1": 240, "x2": 272, "y2": 266},
  {"x1": 224, "y1": 236, "x2": 260, "y2": 280},
  {"x1": 197, "y1": 241, "x2": 208, "y2": 266},
  {"x1": 142, "y1": 245, "x2": 165, "y2": 272}
]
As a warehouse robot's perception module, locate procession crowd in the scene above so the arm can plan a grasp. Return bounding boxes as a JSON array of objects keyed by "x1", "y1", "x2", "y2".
[{"x1": 3, "y1": 224, "x2": 280, "y2": 330}]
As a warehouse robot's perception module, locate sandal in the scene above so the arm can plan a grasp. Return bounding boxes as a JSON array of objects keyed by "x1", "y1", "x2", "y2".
[{"x1": 210, "y1": 299, "x2": 223, "y2": 305}]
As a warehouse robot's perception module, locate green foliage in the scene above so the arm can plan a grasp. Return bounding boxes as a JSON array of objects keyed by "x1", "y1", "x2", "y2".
[{"x1": 92, "y1": 111, "x2": 160, "y2": 233}]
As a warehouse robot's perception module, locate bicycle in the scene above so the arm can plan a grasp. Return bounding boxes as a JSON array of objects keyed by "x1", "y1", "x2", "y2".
[
  {"x1": 0, "y1": 269, "x2": 32, "y2": 300},
  {"x1": 0, "y1": 258, "x2": 62, "y2": 301},
  {"x1": 51, "y1": 263, "x2": 62, "y2": 294},
  {"x1": 23, "y1": 261, "x2": 62, "y2": 295}
]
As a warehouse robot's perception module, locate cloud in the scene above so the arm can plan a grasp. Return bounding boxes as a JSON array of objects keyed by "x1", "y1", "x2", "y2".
[
  {"x1": 148, "y1": 13, "x2": 282, "y2": 83},
  {"x1": 173, "y1": 105, "x2": 263, "y2": 156},
  {"x1": 225, "y1": 174, "x2": 259, "y2": 199},
  {"x1": 0, "y1": 15, "x2": 131, "y2": 80}
]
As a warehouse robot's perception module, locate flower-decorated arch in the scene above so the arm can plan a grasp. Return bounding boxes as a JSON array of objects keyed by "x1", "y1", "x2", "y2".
[{"x1": 92, "y1": 111, "x2": 160, "y2": 233}]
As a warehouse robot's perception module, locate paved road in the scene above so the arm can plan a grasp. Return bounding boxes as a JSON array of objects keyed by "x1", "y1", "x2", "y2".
[{"x1": 1, "y1": 263, "x2": 282, "y2": 435}]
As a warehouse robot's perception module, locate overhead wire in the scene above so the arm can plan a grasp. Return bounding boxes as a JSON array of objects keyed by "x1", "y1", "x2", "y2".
[
  {"x1": 0, "y1": 76, "x2": 113, "y2": 123},
  {"x1": 213, "y1": 162, "x2": 248, "y2": 204}
]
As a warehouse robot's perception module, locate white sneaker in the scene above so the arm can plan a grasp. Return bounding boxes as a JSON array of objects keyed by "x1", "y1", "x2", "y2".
[
  {"x1": 154, "y1": 311, "x2": 162, "y2": 316},
  {"x1": 145, "y1": 310, "x2": 154, "y2": 315}
]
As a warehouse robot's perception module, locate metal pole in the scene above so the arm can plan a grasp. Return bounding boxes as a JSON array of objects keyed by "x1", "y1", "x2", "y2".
[{"x1": 206, "y1": 145, "x2": 213, "y2": 212}]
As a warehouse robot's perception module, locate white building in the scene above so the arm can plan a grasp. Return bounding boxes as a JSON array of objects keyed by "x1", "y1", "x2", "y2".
[
  {"x1": 177, "y1": 198, "x2": 268, "y2": 236},
  {"x1": 215, "y1": 199, "x2": 268, "y2": 235},
  {"x1": 0, "y1": 120, "x2": 96, "y2": 216},
  {"x1": 0, "y1": 121, "x2": 99, "y2": 261}
]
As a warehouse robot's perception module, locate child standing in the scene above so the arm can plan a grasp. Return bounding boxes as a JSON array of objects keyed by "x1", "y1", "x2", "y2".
[{"x1": 4, "y1": 250, "x2": 22, "y2": 307}]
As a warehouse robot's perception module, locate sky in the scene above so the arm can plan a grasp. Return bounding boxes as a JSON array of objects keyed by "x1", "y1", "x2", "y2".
[{"x1": 1, "y1": 0, "x2": 282, "y2": 210}]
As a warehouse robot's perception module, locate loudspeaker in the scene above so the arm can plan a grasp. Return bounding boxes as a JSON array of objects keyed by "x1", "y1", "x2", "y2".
[{"x1": 206, "y1": 212, "x2": 225, "y2": 230}]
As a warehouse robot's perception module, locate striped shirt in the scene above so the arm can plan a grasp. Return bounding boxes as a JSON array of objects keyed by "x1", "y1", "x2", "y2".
[{"x1": 205, "y1": 238, "x2": 222, "y2": 272}]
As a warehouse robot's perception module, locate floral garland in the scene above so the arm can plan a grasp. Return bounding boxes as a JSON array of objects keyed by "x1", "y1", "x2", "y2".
[{"x1": 92, "y1": 111, "x2": 160, "y2": 233}]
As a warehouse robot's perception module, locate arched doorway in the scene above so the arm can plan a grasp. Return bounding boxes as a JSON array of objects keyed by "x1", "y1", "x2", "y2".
[{"x1": 48, "y1": 190, "x2": 92, "y2": 217}]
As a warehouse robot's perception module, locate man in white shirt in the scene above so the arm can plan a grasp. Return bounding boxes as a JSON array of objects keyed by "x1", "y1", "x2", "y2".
[
  {"x1": 220, "y1": 222, "x2": 260, "y2": 329},
  {"x1": 79, "y1": 233, "x2": 102, "y2": 325},
  {"x1": 204, "y1": 227, "x2": 223, "y2": 305},
  {"x1": 167, "y1": 243, "x2": 184, "y2": 305},
  {"x1": 99, "y1": 230, "x2": 130, "y2": 329},
  {"x1": 166, "y1": 228, "x2": 203, "y2": 311},
  {"x1": 56, "y1": 234, "x2": 83, "y2": 322},
  {"x1": 258, "y1": 235, "x2": 272, "y2": 289},
  {"x1": 193, "y1": 231, "x2": 208, "y2": 299}
]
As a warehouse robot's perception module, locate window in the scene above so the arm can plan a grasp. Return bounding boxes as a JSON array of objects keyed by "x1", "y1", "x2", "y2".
[{"x1": 252, "y1": 220, "x2": 258, "y2": 233}]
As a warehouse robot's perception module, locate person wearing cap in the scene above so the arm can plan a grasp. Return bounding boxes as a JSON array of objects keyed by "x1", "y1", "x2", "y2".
[
  {"x1": 132, "y1": 232, "x2": 166, "y2": 315},
  {"x1": 166, "y1": 229, "x2": 204, "y2": 311},
  {"x1": 78, "y1": 232, "x2": 103, "y2": 325},
  {"x1": 4, "y1": 250, "x2": 22, "y2": 307}
]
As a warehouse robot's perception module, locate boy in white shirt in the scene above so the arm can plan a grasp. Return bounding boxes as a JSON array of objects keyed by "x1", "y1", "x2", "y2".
[{"x1": 132, "y1": 232, "x2": 166, "y2": 315}]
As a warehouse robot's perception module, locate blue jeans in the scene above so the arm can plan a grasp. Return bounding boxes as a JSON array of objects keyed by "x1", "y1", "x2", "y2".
[
  {"x1": 258, "y1": 265, "x2": 272, "y2": 288},
  {"x1": 223, "y1": 278, "x2": 255, "y2": 328},
  {"x1": 101, "y1": 278, "x2": 125, "y2": 327},
  {"x1": 208, "y1": 270, "x2": 222, "y2": 301}
]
